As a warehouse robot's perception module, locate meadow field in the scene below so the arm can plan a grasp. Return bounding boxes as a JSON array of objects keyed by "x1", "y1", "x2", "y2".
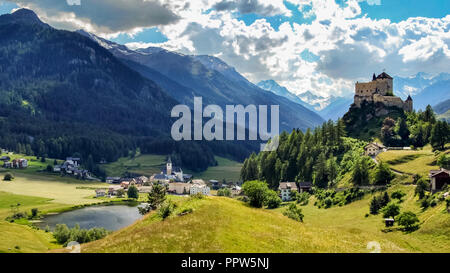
[
  {"x1": 101, "y1": 154, "x2": 242, "y2": 182},
  {"x1": 80, "y1": 183, "x2": 449, "y2": 253},
  {"x1": 377, "y1": 145, "x2": 447, "y2": 177}
]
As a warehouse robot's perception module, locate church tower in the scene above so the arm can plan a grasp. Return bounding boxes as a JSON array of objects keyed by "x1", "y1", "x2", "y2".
[{"x1": 166, "y1": 156, "x2": 172, "y2": 175}]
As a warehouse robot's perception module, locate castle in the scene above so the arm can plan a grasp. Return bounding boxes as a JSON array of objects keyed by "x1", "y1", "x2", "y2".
[{"x1": 354, "y1": 72, "x2": 413, "y2": 112}]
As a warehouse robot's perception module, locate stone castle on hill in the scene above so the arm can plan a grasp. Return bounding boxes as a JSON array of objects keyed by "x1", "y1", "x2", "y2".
[{"x1": 354, "y1": 72, "x2": 413, "y2": 112}]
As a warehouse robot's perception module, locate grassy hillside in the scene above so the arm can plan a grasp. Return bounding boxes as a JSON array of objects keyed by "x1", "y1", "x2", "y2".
[
  {"x1": 80, "y1": 184, "x2": 449, "y2": 253},
  {"x1": 377, "y1": 145, "x2": 447, "y2": 177},
  {"x1": 102, "y1": 154, "x2": 242, "y2": 181}
]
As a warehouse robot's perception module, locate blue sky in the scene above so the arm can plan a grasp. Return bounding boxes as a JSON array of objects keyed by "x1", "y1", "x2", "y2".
[{"x1": 1, "y1": 0, "x2": 448, "y2": 97}]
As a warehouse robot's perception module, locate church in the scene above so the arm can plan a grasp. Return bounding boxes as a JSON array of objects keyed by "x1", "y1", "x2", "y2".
[{"x1": 161, "y1": 156, "x2": 192, "y2": 182}]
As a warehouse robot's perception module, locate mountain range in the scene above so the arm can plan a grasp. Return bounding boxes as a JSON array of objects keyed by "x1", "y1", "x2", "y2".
[
  {"x1": 77, "y1": 30, "x2": 324, "y2": 132},
  {"x1": 0, "y1": 9, "x2": 326, "y2": 171}
]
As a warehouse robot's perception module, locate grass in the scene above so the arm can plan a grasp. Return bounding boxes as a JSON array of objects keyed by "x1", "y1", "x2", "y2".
[
  {"x1": 188, "y1": 156, "x2": 243, "y2": 182},
  {"x1": 79, "y1": 184, "x2": 449, "y2": 253},
  {"x1": 100, "y1": 154, "x2": 166, "y2": 177},
  {"x1": 0, "y1": 172, "x2": 106, "y2": 205},
  {"x1": 102, "y1": 154, "x2": 243, "y2": 182},
  {"x1": 377, "y1": 145, "x2": 446, "y2": 177}
]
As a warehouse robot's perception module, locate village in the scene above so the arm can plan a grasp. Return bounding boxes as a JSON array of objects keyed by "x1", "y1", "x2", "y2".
[{"x1": 94, "y1": 157, "x2": 243, "y2": 199}]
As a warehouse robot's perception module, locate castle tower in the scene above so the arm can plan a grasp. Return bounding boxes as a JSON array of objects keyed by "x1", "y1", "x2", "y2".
[
  {"x1": 166, "y1": 156, "x2": 172, "y2": 175},
  {"x1": 405, "y1": 95, "x2": 413, "y2": 112}
]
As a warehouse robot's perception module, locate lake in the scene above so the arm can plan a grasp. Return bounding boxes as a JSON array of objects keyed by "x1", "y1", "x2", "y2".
[{"x1": 37, "y1": 205, "x2": 142, "y2": 231}]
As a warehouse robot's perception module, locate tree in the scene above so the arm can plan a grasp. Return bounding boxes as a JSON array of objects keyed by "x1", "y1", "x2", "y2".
[
  {"x1": 158, "y1": 200, "x2": 175, "y2": 220},
  {"x1": 430, "y1": 121, "x2": 450, "y2": 150},
  {"x1": 352, "y1": 157, "x2": 370, "y2": 185},
  {"x1": 396, "y1": 117, "x2": 410, "y2": 142},
  {"x1": 391, "y1": 190, "x2": 406, "y2": 201},
  {"x1": 283, "y1": 203, "x2": 304, "y2": 222},
  {"x1": 397, "y1": 211, "x2": 420, "y2": 231},
  {"x1": 370, "y1": 196, "x2": 381, "y2": 215},
  {"x1": 381, "y1": 202, "x2": 400, "y2": 219},
  {"x1": 31, "y1": 208, "x2": 39, "y2": 218},
  {"x1": 116, "y1": 189, "x2": 125, "y2": 198},
  {"x1": 264, "y1": 190, "x2": 282, "y2": 209},
  {"x1": 148, "y1": 183, "x2": 167, "y2": 209},
  {"x1": 242, "y1": 180, "x2": 269, "y2": 208},
  {"x1": 217, "y1": 188, "x2": 231, "y2": 197},
  {"x1": 421, "y1": 105, "x2": 436, "y2": 123},
  {"x1": 85, "y1": 154, "x2": 95, "y2": 173},
  {"x1": 437, "y1": 153, "x2": 450, "y2": 169},
  {"x1": 46, "y1": 165, "x2": 53, "y2": 172},
  {"x1": 415, "y1": 178, "x2": 429, "y2": 200},
  {"x1": 314, "y1": 152, "x2": 329, "y2": 188},
  {"x1": 374, "y1": 161, "x2": 395, "y2": 185},
  {"x1": 127, "y1": 185, "x2": 139, "y2": 199},
  {"x1": 381, "y1": 117, "x2": 396, "y2": 146}
]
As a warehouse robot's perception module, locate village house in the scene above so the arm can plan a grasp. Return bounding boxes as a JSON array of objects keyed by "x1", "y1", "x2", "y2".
[
  {"x1": 209, "y1": 179, "x2": 221, "y2": 189},
  {"x1": 120, "y1": 181, "x2": 130, "y2": 189},
  {"x1": 168, "y1": 182, "x2": 191, "y2": 195},
  {"x1": 190, "y1": 184, "x2": 210, "y2": 195},
  {"x1": 108, "y1": 185, "x2": 122, "y2": 196},
  {"x1": 429, "y1": 168, "x2": 450, "y2": 193},
  {"x1": 155, "y1": 157, "x2": 192, "y2": 182},
  {"x1": 106, "y1": 177, "x2": 121, "y2": 184},
  {"x1": 0, "y1": 156, "x2": 11, "y2": 162},
  {"x1": 364, "y1": 142, "x2": 385, "y2": 157},
  {"x1": 298, "y1": 182, "x2": 312, "y2": 193},
  {"x1": 95, "y1": 189, "x2": 106, "y2": 198},
  {"x1": 139, "y1": 186, "x2": 153, "y2": 194},
  {"x1": 279, "y1": 182, "x2": 298, "y2": 201}
]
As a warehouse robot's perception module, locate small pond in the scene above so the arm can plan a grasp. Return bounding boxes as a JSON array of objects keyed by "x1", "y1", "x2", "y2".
[{"x1": 37, "y1": 205, "x2": 142, "y2": 231}]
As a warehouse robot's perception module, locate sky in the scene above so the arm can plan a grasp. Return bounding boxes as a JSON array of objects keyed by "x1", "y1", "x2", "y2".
[{"x1": 0, "y1": 0, "x2": 449, "y2": 98}]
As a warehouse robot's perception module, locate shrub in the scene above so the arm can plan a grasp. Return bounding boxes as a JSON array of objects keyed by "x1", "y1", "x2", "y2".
[
  {"x1": 296, "y1": 192, "x2": 310, "y2": 206},
  {"x1": 116, "y1": 189, "x2": 125, "y2": 198},
  {"x1": 4, "y1": 172, "x2": 14, "y2": 181},
  {"x1": 158, "y1": 200, "x2": 176, "y2": 220},
  {"x1": 391, "y1": 190, "x2": 406, "y2": 201},
  {"x1": 127, "y1": 185, "x2": 139, "y2": 199},
  {"x1": 217, "y1": 188, "x2": 231, "y2": 197},
  {"x1": 420, "y1": 198, "x2": 430, "y2": 210},
  {"x1": 415, "y1": 178, "x2": 429, "y2": 200},
  {"x1": 397, "y1": 211, "x2": 420, "y2": 231},
  {"x1": 190, "y1": 193, "x2": 204, "y2": 200},
  {"x1": 242, "y1": 180, "x2": 269, "y2": 208},
  {"x1": 324, "y1": 197, "x2": 333, "y2": 208},
  {"x1": 381, "y1": 202, "x2": 400, "y2": 219},
  {"x1": 264, "y1": 190, "x2": 281, "y2": 209},
  {"x1": 30, "y1": 208, "x2": 39, "y2": 218},
  {"x1": 374, "y1": 161, "x2": 395, "y2": 185},
  {"x1": 283, "y1": 203, "x2": 304, "y2": 222},
  {"x1": 148, "y1": 183, "x2": 167, "y2": 209}
]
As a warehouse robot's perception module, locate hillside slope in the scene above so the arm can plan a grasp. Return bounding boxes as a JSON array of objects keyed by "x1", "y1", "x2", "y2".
[{"x1": 80, "y1": 190, "x2": 449, "y2": 253}]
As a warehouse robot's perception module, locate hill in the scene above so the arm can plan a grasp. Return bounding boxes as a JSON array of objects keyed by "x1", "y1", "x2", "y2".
[{"x1": 78, "y1": 188, "x2": 449, "y2": 253}]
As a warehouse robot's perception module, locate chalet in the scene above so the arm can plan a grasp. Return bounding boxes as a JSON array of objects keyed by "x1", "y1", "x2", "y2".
[
  {"x1": 108, "y1": 185, "x2": 122, "y2": 196},
  {"x1": 209, "y1": 180, "x2": 221, "y2": 190},
  {"x1": 364, "y1": 142, "x2": 385, "y2": 157},
  {"x1": 120, "y1": 181, "x2": 130, "y2": 189},
  {"x1": 106, "y1": 177, "x2": 121, "y2": 184},
  {"x1": 231, "y1": 185, "x2": 242, "y2": 196},
  {"x1": 95, "y1": 189, "x2": 106, "y2": 198},
  {"x1": 136, "y1": 176, "x2": 149, "y2": 185},
  {"x1": 190, "y1": 184, "x2": 210, "y2": 195},
  {"x1": 279, "y1": 182, "x2": 298, "y2": 201},
  {"x1": 298, "y1": 182, "x2": 313, "y2": 193},
  {"x1": 429, "y1": 168, "x2": 450, "y2": 192},
  {"x1": 139, "y1": 186, "x2": 153, "y2": 193},
  {"x1": 66, "y1": 157, "x2": 81, "y2": 167},
  {"x1": 168, "y1": 182, "x2": 191, "y2": 195}
]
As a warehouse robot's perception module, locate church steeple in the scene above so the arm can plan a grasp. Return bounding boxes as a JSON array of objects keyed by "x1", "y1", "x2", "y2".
[
  {"x1": 166, "y1": 156, "x2": 172, "y2": 175},
  {"x1": 372, "y1": 73, "x2": 376, "y2": 81}
]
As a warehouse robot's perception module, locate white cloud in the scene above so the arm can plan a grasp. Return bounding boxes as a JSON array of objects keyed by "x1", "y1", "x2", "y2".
[{"x1": 10, "y1": 0, "x2": 450, "y2": 98}]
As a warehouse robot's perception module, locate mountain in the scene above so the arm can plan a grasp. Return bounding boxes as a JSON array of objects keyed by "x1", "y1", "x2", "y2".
[
  {"x1": 393, "y1": 72, "x2": 450, "y2": 110},
  {"x1": 434, "y1": 99, "x2": 450, "y2": 115},
  {"x1": 0, "y1": 9, "x2": 222, "y2": 171},
  {"x1": 256, "y1": 80, "x2": 313, "y2": 110},
  {"x1": 81, "y1": 32, "x2": 324, "y2": 132},
  {"x1": 257, "y1": 80, "x2": 353, "y2": 121}
]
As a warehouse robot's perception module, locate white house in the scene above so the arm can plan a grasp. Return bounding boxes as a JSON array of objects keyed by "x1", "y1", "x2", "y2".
[
  {"x1": 364, "y1": 142, "x2": 385, "y2": 157},
  {"x1": 278, "y1": 182, "x2": 298, "y2": 201},
  {"x1": 169, "y1": 182, "x2": 191, "y2": 195},
  {"x1": 190, "y1": 184, "x2": 210, "y2": 195},
  {"x1": 95, "y1": 189, "x2": 106, "y2": 198}
]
